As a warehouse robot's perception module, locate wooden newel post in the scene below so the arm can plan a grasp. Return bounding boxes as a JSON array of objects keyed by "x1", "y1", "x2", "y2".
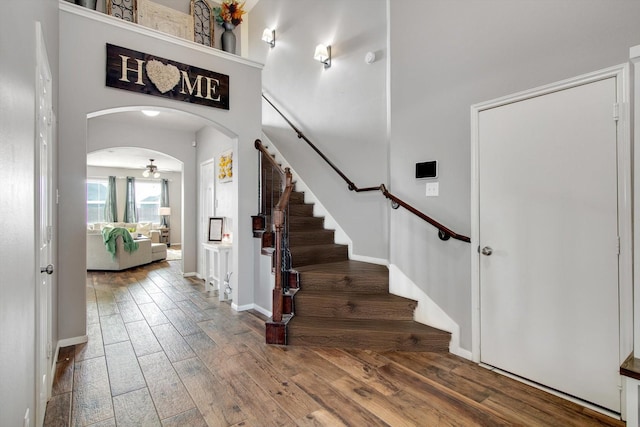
[{"x1": 272, "y1": 207, "x2": 284, "y2": 322}]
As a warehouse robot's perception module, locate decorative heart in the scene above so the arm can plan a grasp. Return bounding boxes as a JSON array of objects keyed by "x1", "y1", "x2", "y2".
[{"x1": 145, "y1": 59, "x2": 180, "y2": 94}]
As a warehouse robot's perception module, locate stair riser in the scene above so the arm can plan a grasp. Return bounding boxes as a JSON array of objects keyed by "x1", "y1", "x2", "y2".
[
  {"x1": 291, "y1": 246, "x2": 348, "y2": 267},
  {"x1": 298, "y1": 273, "x2": 389, "y2": 293},
  {"x1": 287, "y1": 327, "x2": 449, "y2": 352},
  {"x1": 294, "y1": 296, "x2": 415, "y2": 320},
  {"x1": 289, "y1": 231, "x2": 335, "y2": 246},
  {"x1": 288, "y1": 217, "x2": 324, "y2": 231},
  {"x1": 288, "y1": 204, "x2": 314, "y2": 216}
]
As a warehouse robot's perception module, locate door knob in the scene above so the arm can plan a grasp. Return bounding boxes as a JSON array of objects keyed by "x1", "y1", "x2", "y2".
[
  {"x1": 40, "y1": 264, "x2": 54, "y2": 275},
  {"x1": 481, "y1": 247, "x2": 493, "y2": 256}
]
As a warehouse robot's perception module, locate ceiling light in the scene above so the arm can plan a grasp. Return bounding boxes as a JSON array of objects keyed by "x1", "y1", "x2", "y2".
[
  {"x1": 143, "y1": 159, "x2": 160, "y2": 178},
  {"x1": 142, "y1": 110, "x2": 160, "y2": 117},
  {"x1": 262, "y1": 28, "x2": 275, "y2": 47},
  {"x1": 314, "y1": 44, "x2": 331, "y2": 68}
]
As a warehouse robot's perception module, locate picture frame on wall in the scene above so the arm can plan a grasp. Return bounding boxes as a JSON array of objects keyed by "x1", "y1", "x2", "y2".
[
  {"x1": 208, "y1": 217, "x2": 224, "y2": 241},
  {"x1": 218, "y1": 150, "x2": 233, "y2": 183}
]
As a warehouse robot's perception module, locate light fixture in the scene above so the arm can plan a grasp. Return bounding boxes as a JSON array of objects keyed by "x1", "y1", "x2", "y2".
[
  {"x1": 142, "y1": 159, "x2": 161, "y2": 178},
  {"x1": 313, "y1": 44, "x2": 331, "y2": 68},
  {"x1": 262, "y1": 28, "x2": 275, "y2": 47},
  {"x1": 141, "y1": 110, "x2": 160, "y2": 117}
]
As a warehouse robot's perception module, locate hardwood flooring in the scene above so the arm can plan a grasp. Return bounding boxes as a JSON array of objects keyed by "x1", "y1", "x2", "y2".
[{"x1": 44, "y1": 261, "x2": 624, "y2": 426}]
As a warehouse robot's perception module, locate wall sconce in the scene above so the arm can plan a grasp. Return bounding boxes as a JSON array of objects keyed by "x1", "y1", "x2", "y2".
[
  {"x1": 262, "y1": 28, "x2": 275, "y2": 47},
  {"x1": 314, "y1": 44, "x2": 331, "y2": 68}
]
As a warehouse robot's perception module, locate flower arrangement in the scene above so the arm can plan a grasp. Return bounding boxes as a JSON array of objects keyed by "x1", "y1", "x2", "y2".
[{"x1": 214, "y1": 0, "x2": 246, "y2": 27}]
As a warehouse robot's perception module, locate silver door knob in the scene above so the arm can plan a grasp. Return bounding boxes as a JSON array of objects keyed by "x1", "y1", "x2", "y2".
[
  {"x1": 481, "y1": 247, "x2": 493, "y2": 256},
  {"x1": 40, "y1": 264, "x2": 54, "y2": 275}
]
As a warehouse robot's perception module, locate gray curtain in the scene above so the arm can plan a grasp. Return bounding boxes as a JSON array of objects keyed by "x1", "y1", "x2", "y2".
[
  {"x1": 103, "y1": 176, "x2": 118, "y2": 222},
  {"x1": 123, "y1": 176, "x2": 137, "y2": 223},
  {"x1": 160, "y1": 178, "x2": 170, "y2": 228}
]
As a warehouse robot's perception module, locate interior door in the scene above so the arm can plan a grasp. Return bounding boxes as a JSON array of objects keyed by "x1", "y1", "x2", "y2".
[
  {"x1": 478, "y1": 77, "x2": 620, "y2": 411},
  {"x1": 35, "y1": 23, "x2": 54, "y2": 427}
]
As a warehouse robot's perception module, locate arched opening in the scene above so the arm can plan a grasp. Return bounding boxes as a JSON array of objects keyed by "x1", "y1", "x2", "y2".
[{"x1": 85, "y1": 106, "x2": 237, "y2": 282}]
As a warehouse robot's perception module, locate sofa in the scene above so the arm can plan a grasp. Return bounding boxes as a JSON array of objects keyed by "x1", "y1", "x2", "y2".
[{"x1": 87, "y1": 222, "x2": 168, "y2": 270}]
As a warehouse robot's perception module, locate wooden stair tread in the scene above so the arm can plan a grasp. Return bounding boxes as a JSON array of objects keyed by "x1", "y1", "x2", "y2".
[
  {"x1": 296, "y1": 291, "x2": 416, "y2": 303},
  {"x1": 290, "y1": 316, "x2": 446, "y2": 334}
]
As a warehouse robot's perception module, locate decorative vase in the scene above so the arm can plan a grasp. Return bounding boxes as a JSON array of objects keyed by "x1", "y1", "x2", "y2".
[
  {"x1": 75, "y1": 0, "x2": 97, "y2": 9},
  {"x1": 221, "y1": 22, "x2": 236, "y2": 54}
]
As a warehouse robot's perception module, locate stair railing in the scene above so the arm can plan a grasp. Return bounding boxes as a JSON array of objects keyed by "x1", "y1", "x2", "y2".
[
  {"x1": 262, "y1": 93, "x2": 470, "y2": 243},
  {"x1": 254, "y1": 139, "x2": 293, "y2": 323}
]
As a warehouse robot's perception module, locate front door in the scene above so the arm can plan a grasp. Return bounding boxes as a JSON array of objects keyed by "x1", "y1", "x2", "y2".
[{"x1": 477, "y1": 74, "x2": 621, "y2": 411}]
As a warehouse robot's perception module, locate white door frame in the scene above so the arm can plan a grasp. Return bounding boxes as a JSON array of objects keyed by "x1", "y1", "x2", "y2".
[
  {"x1": 35, "y1": 21, "x2": 55, "y2": 427},
  {"x1": 199, "y1": 158, "x2": 216, "y2": 280},
  {"x1": 470, "y1": 64, "x2": 632, "y2": 378}
]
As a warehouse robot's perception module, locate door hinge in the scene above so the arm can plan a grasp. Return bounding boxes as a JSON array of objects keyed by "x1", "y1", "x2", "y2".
[
  {"x1": 46, "y1": 341, "x2": 52, "y2": 359},
  {"x1": 617, "y1": 236, "x2": 621, "y2": 255},
  {"x1": 613, "y1": 103, "x2": 620, "y2": 121},
  {"x1": 47, "y1": 225, "x2": 53, "y2": 242}
]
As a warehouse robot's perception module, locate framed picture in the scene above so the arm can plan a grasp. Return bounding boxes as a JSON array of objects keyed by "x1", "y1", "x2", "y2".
[
  {"x1": 208, "y1": 217, "x2": 224, "y2": 241},
  {"x1": 218, "y1": 150, "x2": 233, "y2": 183}
]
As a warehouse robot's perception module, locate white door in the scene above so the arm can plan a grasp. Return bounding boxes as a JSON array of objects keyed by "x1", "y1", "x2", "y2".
[
  {"x1": 478, "y1": 76, "x2": 620, "y2": 411},
  {"x1": 35, "y1": 23, "x2": 54, "y2": 427}
]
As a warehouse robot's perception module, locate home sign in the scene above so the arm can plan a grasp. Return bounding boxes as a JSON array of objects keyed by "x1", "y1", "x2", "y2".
[{"x1": 106, "y1": 44, "x2": 229, "y2": 110}]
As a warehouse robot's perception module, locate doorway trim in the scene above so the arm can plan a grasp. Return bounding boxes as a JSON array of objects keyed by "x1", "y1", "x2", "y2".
[{"x1": 470, "y1": 64, "x2": 631, "y2": 376}]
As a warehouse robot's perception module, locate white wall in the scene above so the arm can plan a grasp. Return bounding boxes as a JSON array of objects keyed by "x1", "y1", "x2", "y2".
[
  {"x1": 248, "y1": 0, "x2": 389, "y2": 262},
  {"x1": 247, "y1": 0, "x2": 640, "y2": 353},
  {"x1": 389, "y1": 0, "x2": 640, "y2": 351},
  {"x1": 58, "y1": 3, "x2": 262, "y2": 341},
  {"x1": 86, "y1": 165, "x2": 183, "y2": 244},
  {"x1": 0, "y1": 1, "x2": 58, "y2": 425}
]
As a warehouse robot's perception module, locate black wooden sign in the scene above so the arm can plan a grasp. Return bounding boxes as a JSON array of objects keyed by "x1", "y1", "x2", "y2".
[{"x1": 106, "y1": 44, "x2": 229, "y2": 110}]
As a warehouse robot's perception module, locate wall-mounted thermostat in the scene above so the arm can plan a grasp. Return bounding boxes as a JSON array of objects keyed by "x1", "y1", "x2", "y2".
[{"x1": 415, "y1": 160, "x2": 438, "y2": 179}]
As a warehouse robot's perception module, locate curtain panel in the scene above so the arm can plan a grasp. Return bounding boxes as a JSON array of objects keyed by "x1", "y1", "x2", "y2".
[
  {"x1": 104, "y1": 175, "x2": 118, "y2": 222},
  {"x1": 124, "y1": 176, "x2": 138, "y2": 223},
  {"x1": 160, "y1": 178, "x2": 170, "y2": 228}
]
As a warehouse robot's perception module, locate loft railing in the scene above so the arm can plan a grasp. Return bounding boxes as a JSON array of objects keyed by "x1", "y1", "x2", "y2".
[
  {"x1": 254, "y1": 139, "x2": 293, "y2": 324},
  {"x1": 262, "y1": 93, "x2": 471, "y2": 243}
]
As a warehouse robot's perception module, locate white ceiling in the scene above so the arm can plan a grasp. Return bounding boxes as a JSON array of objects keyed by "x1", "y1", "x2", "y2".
[{"x1": 87, "y1": 109, "x2": 213, "y2": 172}]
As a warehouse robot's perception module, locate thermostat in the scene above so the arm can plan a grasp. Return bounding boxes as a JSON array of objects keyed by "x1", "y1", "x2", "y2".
[{"x1": 415, "y1": 161, "x2": 438, "y2": 179}]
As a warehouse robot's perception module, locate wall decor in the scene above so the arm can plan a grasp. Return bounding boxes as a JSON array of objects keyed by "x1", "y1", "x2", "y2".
[
  {"x1": 137, "y1": 0, "x2": 194, "y2": 42},
  {"x1": 107, "y1": 0, "x2": 136, "y2": 22},
  {"x1": 106, "y1": 44, "x2": 230, "y2": 110},
  {"x1": 208, "y1": 217, "x2": 224, "y2": 241},
  {"x1": 191, "y1": 0, "x2": 214, "y2": 47},
  {"x1": 218, "y1": 150, "x2": 233, "y2": 182}
]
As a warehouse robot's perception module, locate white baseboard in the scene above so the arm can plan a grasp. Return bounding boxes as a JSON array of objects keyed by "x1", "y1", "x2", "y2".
[
  {"x1": 56, "y1": 335, "x2": 88, "y2": 349},
  {"x1": 232, "y1": 302, "x2": 254, "y2": 312},
  {"x1": 252, "y1": 304, "x2": 272, "y2": 318},
  {"x1": 389, "y1": 264, "x2": 471, "y2": 357},
  {"x1": 183, "y1": 272, "x2": 199, "y2": 278},
  {"x1": 350, "y1": 253, "x2": 388, "y2": 266}
]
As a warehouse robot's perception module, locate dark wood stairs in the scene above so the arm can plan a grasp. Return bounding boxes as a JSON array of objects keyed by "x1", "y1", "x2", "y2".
[{"x1": 261, "y1": 183, "x2": 451, "y2": 352}]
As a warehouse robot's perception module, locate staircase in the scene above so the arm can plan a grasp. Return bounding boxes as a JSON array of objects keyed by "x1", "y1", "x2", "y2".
[{"x1": 264, "y1": 184, "x2": 451, "y2": 352}]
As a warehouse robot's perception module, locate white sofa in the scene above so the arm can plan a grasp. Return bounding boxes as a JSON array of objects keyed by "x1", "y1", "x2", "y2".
[{"x1": 87, "y1": 222, "x2": 168, "y2": 270}]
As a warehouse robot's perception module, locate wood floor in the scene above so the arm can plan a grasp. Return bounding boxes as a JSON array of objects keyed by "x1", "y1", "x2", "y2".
[{"x1": 44, "y1": 261, "x2": 624, "y2": 426}]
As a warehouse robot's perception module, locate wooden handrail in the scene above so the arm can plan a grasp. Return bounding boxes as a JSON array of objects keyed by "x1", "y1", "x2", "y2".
[
  {"x1": 262, "y1": 93, "x2": 470, "y2": 243},
  {"x1": 255, "y1": 139, "x2": 293, "y2": 322}
]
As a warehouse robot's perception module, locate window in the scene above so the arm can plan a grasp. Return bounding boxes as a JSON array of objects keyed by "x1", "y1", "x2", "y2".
[
  {"x1": 86, "y1": 178, "x2": 108, "y2": 223},
  {"x1": 136, "y1": 180, "x2": 162, "y2": 223}
]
